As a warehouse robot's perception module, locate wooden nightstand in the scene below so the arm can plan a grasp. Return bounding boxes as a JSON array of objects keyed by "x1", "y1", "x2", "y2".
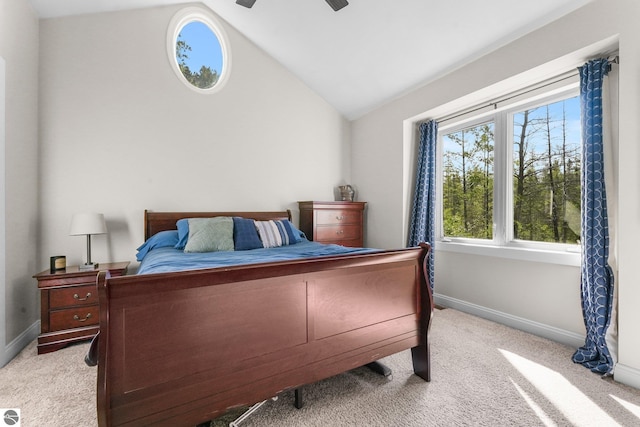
[
  {"x1": 34, "y1": 261, "x2": 129, "y2": 354},
  {"x1": 298, "y1": 201, "x2": 366, "y2": 247}
]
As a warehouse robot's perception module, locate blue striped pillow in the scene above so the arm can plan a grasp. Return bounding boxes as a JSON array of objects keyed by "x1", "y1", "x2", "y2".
[{"x1": 255, "y1": 220, "x2": 298, "y2": 248}]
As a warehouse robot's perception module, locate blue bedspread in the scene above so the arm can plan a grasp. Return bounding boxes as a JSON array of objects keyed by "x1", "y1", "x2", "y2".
[{"x1": 137, "y1": 240, "x2": 378, "y2": 275}]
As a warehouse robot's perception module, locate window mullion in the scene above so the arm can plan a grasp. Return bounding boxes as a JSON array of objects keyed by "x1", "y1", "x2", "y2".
[
  {"x1": 505, "y1": 111, "x2": 515, "y2": 244},
  {"x1": 493, "y1": 112, "x2": 508, "y2": 245},
  {"x1": 435, "y1": 133, "x2": 445, "y2": 241}
]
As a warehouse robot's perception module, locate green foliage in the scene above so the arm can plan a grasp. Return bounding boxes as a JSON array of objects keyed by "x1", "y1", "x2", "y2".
[
  {"x1": 512, "y1": 101, "x2": 581, "y2": 244},
  {"x1": 443, "y1": 97, "x2": 581, "y2": 245},
  {"x1": 443, "y1": 123, "x2": 494, "y2": 239},
  {"x1": 176, "y1": 34, "x2": 219, "y2": 89}
]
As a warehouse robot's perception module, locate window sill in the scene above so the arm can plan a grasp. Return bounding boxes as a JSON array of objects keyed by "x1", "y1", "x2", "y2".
[{"x1": 436, "y1": 240, "x2": 581, "y2": 267}]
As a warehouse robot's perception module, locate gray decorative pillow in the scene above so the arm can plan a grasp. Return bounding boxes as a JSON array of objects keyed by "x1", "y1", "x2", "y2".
[{"x1": 184, "y1": 217, "x2": 234, "y2": 253}]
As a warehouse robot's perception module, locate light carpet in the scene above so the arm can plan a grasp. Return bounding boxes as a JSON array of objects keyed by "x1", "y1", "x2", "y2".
[{"x1": 2, "y1": 309, "x2": 639, "y2": 426}]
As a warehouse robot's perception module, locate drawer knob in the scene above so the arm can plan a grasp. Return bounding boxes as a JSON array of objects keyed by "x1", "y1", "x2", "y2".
[
  {"x1": 73, "y1": 313, "x2": 92, "y2": 322},
  {"x1": 336, "y1": 230, "x2": 344, "y2": 235},
  {"x1": 73, "y1": 292, "x2": 92, "y2": 301},
  {"x1": 336, "y1": 215, "x2": 345, "y2": 220}
]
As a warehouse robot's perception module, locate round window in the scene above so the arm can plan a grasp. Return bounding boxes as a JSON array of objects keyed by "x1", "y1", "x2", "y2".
[{"x1": 167, "y1": 8, "x2": 230, "y2": 93}]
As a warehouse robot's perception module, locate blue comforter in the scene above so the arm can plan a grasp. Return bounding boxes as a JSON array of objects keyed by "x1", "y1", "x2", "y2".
[{"x1": 137, "y1": 240, "x2": 378, "y2": 275}]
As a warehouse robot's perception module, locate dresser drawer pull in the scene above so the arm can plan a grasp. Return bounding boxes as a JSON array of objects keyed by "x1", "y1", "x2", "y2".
[
  {"x1": 73, "y1": 292, "x2": 92, "y2": 301},
  {"x1": 336, "y1": 215, "x2": 345, "y2": 220},
  {"x1": 74, "y1": 313, "x2": 92, "y2": 322},
  {"x1": 336, "y1": 230, "x2": 344, "y2": 234}
]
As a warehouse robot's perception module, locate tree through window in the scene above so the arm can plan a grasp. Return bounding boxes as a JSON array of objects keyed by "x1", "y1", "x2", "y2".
[
  {"x1": 440, "y1": 90, "x2": 581, "y2": 247},
  {"x1": 442, "y1": 122, "x2": 494, "y2": 240},
  {"x1": 175, "y1": 21, "x2": 222, "y2": 90},
  {"x1": 167, "y1": 8, "x2": 230, "y2": 93},
  {"x1": 513, "y1": 96, "x2": 581, "y2": 244}
]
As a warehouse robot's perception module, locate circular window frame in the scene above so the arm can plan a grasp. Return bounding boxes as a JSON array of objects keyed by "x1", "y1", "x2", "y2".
[{"x1": 167, "y1": 7, "x2": 231, "y2": 94}]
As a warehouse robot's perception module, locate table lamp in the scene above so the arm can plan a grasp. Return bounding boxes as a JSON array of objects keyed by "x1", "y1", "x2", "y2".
[{"x1": 70, "y1": 213, "x2": 107, "y2": 271}]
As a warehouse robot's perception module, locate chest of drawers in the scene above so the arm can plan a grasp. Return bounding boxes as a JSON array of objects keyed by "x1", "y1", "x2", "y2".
[
  {"x1": 298, "y1": 201, "x2": 366, "y2": 247},
  {"x1": 34, "y1": 261, "x2": 129, "y2": 354}
]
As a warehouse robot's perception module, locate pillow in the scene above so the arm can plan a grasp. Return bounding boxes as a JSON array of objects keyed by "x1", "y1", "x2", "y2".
[
  {"x1": 280, "y1": 220, "x2": 301, "y2": 244},
  {"x1": 184, "y1": 217, "x2": 234, "y2": 253},
  {"x1": 284, "y1": 219, "x2": 304, "y2": 243},
  {"x1": 232, "y1": 217, "x2": 263, "y2": 250},
  {"x1": 175, "y1": 218, "x2": 190, "y2": 249},
  {"x1": 176, "y1": 217, "x2": 302, "y2": 249},
  {"x1": 255, "y1": 220, "x2": 299, "y2": 248},
  {"x1": 136, "y1": 230, "x2": 179, "y2": 261}
]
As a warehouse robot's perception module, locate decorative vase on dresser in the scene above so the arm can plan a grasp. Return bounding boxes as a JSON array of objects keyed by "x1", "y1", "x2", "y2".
[
  {"x1": 34, "y1": 261, "x2": 129, "y2": 354},
  {"x1": 298, "y1": 201, "x2": 366, "y2": 247}
]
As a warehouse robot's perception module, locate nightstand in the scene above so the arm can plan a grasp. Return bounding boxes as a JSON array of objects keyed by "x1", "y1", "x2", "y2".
[
  {"x1": 34, "y1": 261, "x2": 129, "y2": 354},
  {"x1": 298, "y1": 201, "x2": 366, "y2": 247}
]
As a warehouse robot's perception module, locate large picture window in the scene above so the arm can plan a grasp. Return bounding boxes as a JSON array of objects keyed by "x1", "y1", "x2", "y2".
[{"x1": 439, "y1": 85, "x2": 581, "y2": 252}]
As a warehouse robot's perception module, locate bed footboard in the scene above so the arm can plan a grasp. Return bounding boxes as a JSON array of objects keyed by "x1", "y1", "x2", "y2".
[{"x1": 96, "y1": 243, "x2": 432, "y2": 426}]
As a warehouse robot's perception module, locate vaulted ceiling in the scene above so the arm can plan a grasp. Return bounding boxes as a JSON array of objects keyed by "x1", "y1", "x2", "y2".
[{"x1": 29, "y1": 0, "x2": 594, "y2": 119}]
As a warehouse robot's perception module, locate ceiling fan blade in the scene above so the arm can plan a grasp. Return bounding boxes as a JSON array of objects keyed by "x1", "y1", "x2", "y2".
[
  {"x1": 236, "y1": 0, "x2": 257, "y2": 8},
  {"x1": 325, "y1": 0, "x2": 349, "y2": 11}
]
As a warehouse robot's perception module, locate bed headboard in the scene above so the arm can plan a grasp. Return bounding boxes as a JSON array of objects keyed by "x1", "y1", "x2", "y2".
[{"x1": 144, "y1": 210, "x2": 292, "y2": 240}]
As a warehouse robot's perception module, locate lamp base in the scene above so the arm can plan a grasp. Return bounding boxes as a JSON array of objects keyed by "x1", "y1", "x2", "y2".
[{"x1": 79, "y1": 262, "x2": 99, "y2": 271}]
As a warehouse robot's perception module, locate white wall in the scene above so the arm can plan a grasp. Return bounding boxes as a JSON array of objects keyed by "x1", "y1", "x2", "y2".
[
  {"x1": 38, "y1": 4, "x2": 351, "y2": 272},
  {"x1": 613, "y1": 0, "x2": 640, "y2": 389},
  {"x1": 352, "y1": 0, "x2": 640, "y2": 388},
  {"x1": 0, "y1": 0, "x2": 40, "y2": 366},
  {"x1": 0, "y1": 52, "x2": 5, "y2": 367}
]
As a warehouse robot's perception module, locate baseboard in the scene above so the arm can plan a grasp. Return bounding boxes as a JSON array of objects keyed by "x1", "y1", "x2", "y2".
[
  {"x1": 614, "y1": 363, "x2": 640, "y2": 389},
  {"x1": 0, "y1": 320, "x2": 39, "y2": 368},
  {"x1": 434, "y1": 294, "x2": 585, "y2": 349}
]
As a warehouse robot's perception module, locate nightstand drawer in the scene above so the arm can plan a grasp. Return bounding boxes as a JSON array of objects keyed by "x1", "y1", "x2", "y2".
[
  {"x1": 316, "y1": 209, "x2": 361, "y2": 225},
  {"x1": 315, "y1": 224, "x2": 361, "y2": 242},
  {"x1": 49, "y1": 284, "x2": 96, "y2": 309},
  {"x1": 34, "y1": 261, "x2": 129, "y2": 354},
  {"x1": 49, "y1": 306, "x2": 99, "y2": 331}
]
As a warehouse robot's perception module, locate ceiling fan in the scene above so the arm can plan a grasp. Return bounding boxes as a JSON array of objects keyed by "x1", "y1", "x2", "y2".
[{"x1": 236, "y1": 0, "x2": 349, "y2": 12}]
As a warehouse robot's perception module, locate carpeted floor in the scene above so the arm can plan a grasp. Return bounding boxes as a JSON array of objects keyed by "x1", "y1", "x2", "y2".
[{"x1": 2, "y1": 308, "x2": 640, "y2": 426}]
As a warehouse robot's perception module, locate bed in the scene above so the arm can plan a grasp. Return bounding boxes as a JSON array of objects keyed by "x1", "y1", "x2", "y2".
[{"x1": 94, "y1": 210, "x2": 433, "y2": 426}]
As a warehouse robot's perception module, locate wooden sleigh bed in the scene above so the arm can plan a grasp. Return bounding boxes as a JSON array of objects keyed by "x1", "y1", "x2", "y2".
[{"x1": 94, "y1": 210, "x2": 433, "y2": 426}]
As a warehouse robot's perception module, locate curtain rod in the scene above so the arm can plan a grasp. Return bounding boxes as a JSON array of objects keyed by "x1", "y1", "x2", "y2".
[
  {"x1": 430, "y1": 55, "x2": 619, "y2": 126},
  {"x1": 435, "y1": 71, "x2": 578, "y2": 126}
]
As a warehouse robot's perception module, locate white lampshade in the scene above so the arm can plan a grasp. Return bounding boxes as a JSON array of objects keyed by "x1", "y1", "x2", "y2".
[{"x1": 69, "y1": 213, "x2": 107, "y2": 236}]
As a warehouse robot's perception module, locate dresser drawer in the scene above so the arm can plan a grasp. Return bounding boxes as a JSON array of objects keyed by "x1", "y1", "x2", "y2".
[
  {"x1": 315, "y1": 224, "x2": 362, "y2": 242},
  {"x1": 49, "y1": 284, "x2": 96, "y2": 309},
  {"x1": 49, "y1": 306, "x2": 99, "y2": 331},
  {"x1": 298, "y1": 201, "x2": 366, "y2": 249},
  {"x1": 316, "y1": 209, "x2": 361, "y2": 225}
]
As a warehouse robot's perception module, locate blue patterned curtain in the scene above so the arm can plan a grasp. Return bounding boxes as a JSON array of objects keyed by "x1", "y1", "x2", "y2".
[
  {"x1": 572, "y1": 58, "x2": 615, "y2": 374},
  {"x1": 408, "y1": 120, "x2": 437, "y2": 291}
]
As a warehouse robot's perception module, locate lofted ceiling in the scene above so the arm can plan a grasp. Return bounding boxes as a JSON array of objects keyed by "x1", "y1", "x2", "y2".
[{"x1": 29, "y1": 0, "x2": 594, "y2": 120}]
